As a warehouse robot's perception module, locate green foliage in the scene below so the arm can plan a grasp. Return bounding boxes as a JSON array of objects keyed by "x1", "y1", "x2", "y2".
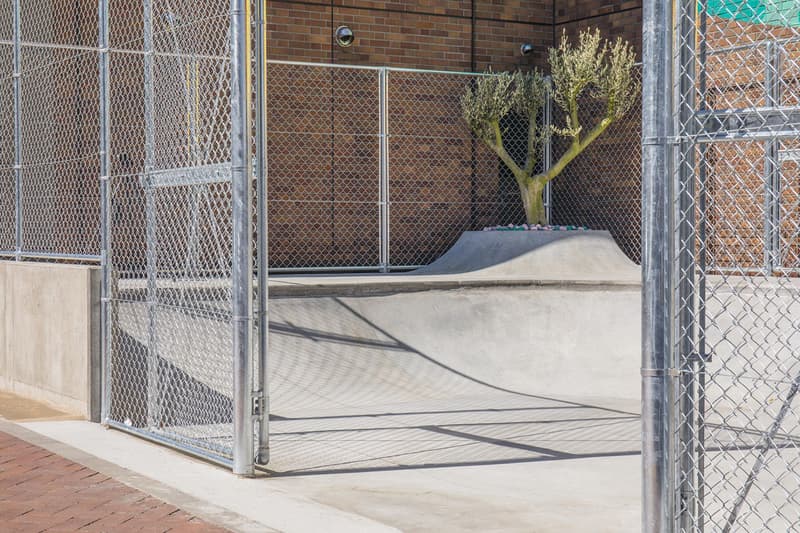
[
  {"x1": 460, "y1": 70, "x2": 546, "y2": 148},
  {"x1": 461, "y1": 72, "x2": 515, "y2": 146},
  {"x1": 460, "y1": 27, "x2": 640, "y2": 225}
]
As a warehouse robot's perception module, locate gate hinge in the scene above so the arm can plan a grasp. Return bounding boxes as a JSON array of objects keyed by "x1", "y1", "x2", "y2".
[{"x1": 252, "y1": 392, "x2": 265, "y2": 417}]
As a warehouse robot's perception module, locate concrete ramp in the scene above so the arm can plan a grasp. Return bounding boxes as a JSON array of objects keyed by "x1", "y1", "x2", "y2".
[
  {"x1": 114, "y1": 231, "x2": 642, "y2": 475},
  {"x1": 264, "y1": 280, "x2": 641, "y2": 474},
  {"x1": 412, "y1": 230, "x2": 640, "y2": 282}
]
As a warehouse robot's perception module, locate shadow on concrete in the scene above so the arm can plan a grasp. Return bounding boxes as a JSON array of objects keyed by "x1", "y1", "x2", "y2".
[
  {"x1": 108, "y1": 295, "x2": 641, "y2": 476},
  {"x1": 109, "y1": 330, "x2": 233, "y2": 428},
  {"x1": 263, "y1": 298, "x2": 641, "y2": 476}
]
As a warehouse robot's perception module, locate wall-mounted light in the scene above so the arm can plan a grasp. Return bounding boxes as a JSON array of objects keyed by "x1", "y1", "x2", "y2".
[
  {"x1": 335, "y1": 26, "x2": 355, "y2": 48},
  {"x1": 520, "y1": 43, "x2": 534, "y2": 56}
]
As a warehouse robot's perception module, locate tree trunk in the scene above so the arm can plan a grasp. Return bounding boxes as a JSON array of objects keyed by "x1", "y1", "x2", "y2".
[{"x1": 521, "y1": 179, "x2": 547, "y2": 225}]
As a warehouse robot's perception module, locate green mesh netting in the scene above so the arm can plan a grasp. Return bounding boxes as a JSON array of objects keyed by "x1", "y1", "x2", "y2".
[{"x1": 706, "y1": 0, "x2": 800, "y2": 26}]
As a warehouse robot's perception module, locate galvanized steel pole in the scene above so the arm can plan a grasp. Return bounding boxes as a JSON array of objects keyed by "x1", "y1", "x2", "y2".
[
  {"x1": 12, "y1": 0, "x2": 21, "y2": 260},
  {"x1": 676, "y1": 0, "x2": 697, "y2": 528},
  {"x1": 255, "y1": 0, "x2": 270, "y2": 467},
  {"x1": 764, "y1": 42, "x2": 782, "y2": 273},
  {"x1": 143, "y1": 0, "x2": 159, "y2": 430},
  {"x1": 98, "y1": 0, "x2": 112, "y2": 425},
  {"x1": 696, "y1": 6, "x2": 709, "y2": 527},
  {"x1": 642, "y1": 0, "x2": 675, "y2": 530},
  {"x1": 230, "y1": 0, "x2": 255, "y2": 476},
  {"x1": 544, "y1": 76, "x2": 553, "y2": 224},
  {"x1": 379, "y1": 68, "x2": 390, "y2": 272}
]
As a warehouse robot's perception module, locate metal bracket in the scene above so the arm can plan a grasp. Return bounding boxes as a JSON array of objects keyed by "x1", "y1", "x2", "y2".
[
  {"x1": 642, "y1": 136, "x2": 681, "y2": 146},
  {"x1": 641, "y1": 368, "x2": 682, "y2": 378}
]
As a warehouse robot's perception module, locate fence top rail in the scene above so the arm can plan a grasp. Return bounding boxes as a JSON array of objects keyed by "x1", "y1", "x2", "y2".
[
  {"x1": 266, "y1": 59, "x2": 492, "y2": 77},
  {"x1": 706, "y1": 35, "x2": 800, "y2": 56}
]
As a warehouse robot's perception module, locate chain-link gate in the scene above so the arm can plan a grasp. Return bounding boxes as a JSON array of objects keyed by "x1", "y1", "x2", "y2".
[
  {"x1": 644, "y1": 0, "x2": 800, "y2": 530},
  {"x1": 100, "y1": 0, "x2": 267, "y2": 475}
]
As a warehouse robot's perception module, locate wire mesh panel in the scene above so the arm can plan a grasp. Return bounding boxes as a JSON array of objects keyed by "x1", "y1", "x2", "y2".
[
  {"x1": 386, "y1": 69, "x2": 526, "y2": 268},
  {"x1": 550, "y1": 65, "x2": 642, "y2": 264},
  {"x1": 668, "y1": 1, "x2": 800, "y2": 530},
  {"x1": 264, "y1": 64, "x2": 529, "y2": 271},
  {"x1": 0, "y1": 40, "x2": 14, "y2": 254},
  {"x1": 16, "y1": 0, "x2": 100, "y2": 259},
  {"x1": 266, "y1": 62, "x2": 381, "y2": 270},
  {"x1": 104, "y1": 0, "x2": 256, "y2": 468}
]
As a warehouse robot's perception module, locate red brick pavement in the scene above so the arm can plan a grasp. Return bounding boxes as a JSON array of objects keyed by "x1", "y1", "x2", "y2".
[{"x1": 0, "y1": 431, "x2": 229, "y2": 532}]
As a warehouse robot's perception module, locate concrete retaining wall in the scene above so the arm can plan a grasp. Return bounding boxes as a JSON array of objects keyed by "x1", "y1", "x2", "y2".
[{"x1": 0, "y1": 261, "x2": 100, "y2": 420}]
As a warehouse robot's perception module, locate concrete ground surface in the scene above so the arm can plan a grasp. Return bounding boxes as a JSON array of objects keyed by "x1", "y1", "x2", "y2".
[
  {"x1": 2, "y1": 233, "x2": 643, "y2": 531},
  {"x1": 13, "y1": 407, "x2": 641, "y2": 533}
]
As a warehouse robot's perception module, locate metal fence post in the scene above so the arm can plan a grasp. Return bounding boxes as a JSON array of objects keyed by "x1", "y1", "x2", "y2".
[
  {"x1": 544, "y1": 76, "x2": 553, "y2": 225},
  {"x1": 676, "y1": 0, "x2": 699, "y2": 527},
  {"x1": 12, "y1": 0, "x2": 21, "y2": 260},
  {"x1": 696, "y1": 4, "x2": 709, "y2": 528},
  {"x1": 642, "y1": 0, "x2": 676, "y2": 529},
  {"x1": 230, "y1": 0, "x2": 255, "y2": 476},
  {"x1": 142, "y1": 0, "x2": 159, "y2": 430},
  {"x1": 255, "y1": 0, "x2": 270, "y2": 467},
  {"x1": 98, "y1": 0, "x2": 112, "y2": 425},
  {"x1": 379, "y1": 68, "x2": 390, "y2": 272},
  {"x1": 764, "y1": 42, "x2": 782, "y2": 274}
]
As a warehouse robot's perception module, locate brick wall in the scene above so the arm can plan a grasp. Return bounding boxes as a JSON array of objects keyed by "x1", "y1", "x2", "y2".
[
  {"x1": 266, "y1": 0, "x2": 554, "y2": 268},
  {"x1": 33, "y1": 0, "x2": 794, "y2": 274},
  {"x1": 267, "y1": 0, "x2": 552, "y2": 70}
]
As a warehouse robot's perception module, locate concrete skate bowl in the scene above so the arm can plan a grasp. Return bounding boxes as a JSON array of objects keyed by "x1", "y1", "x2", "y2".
[{"x1": 111, "y1": 231, "x2": 642, "y2": 475}]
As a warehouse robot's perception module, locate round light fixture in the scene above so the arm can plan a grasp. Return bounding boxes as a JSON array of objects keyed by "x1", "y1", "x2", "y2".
[
  {"x1": 520, "y1": 43, "x2": 534, "y2": 56},
  {"x1": 335, "y1": 26, "x2": 355, "y2": 48}
]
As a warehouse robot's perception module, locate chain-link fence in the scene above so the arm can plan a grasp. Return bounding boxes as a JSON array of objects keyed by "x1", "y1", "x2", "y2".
[
  {"x1": 644, "y1": 0, "x2": 800, "y2": 530},
  {"x1": 2, "y1": 0, "x2": 647, "y2": 477},
  {"x1": 0, "y1": 0, "x2": 101, "y2": 261},
  {"x1": 551, "y1": 65, "x2": 642, "y2": 264},
  {"x1": 0, "y1": 16, "x2": 640, "y2": 273},
  {"x1": 266, "y1": 63, "x2": 530, "y2": 271},
  {"x1": 266, "y1": 60, "x2": 643, "y2": 270}
]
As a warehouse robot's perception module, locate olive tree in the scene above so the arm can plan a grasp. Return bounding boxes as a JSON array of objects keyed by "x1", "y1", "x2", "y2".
[{"x1": 461, "y1": 28, "x2": 639, "y2": 225}]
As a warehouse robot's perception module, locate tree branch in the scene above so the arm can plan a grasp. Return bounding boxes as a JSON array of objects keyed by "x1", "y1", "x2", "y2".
[
  {"x1": 539, "y1": 115, "x2": 612, "y2": 184},
  {"x1": 524, "y1": 110, "x2": 539, "y2": 175},
  {"x1": 488, "y1": 120, "x2": 528, "y2": 186}
]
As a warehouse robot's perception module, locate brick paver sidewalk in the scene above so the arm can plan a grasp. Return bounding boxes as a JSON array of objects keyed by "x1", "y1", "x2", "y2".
[{"x1": 0, "y1": 431, "x2": 229, "y2": 532}]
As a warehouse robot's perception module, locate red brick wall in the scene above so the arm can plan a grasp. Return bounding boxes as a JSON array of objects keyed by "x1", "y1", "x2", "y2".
[
  {"x1": 266, "y1": 0, "x2": 554, "y2": 267},
  {"x1": 268, "y1": 0, "x2": 552, "y2": 71}
]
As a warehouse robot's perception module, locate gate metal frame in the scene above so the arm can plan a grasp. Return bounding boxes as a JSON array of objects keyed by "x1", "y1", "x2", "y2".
[
  {"x1": 643, "y1": 0, "x2": 800, "y2": 530},
  {"x1": 98, "y1": 0, "x2": 268, "y2": 477}
]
